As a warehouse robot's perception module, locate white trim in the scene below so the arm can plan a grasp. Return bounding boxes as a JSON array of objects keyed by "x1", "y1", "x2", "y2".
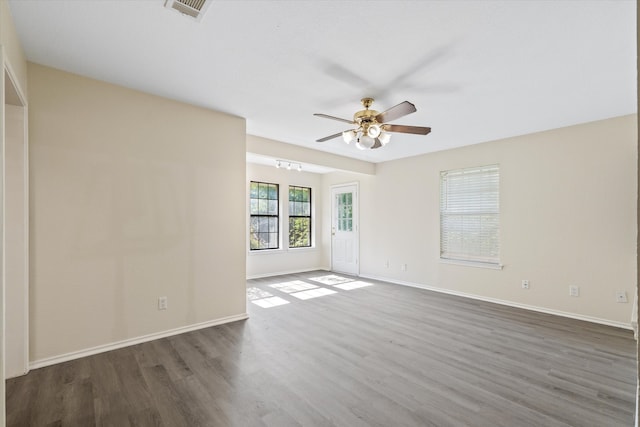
[
  {"x1": 4, "y1": 60, "x2": 27, "y2": 107},
  {"x1": 439, "y1": 258, "x2": 503, "y2": 270},
  {"x1": 0, "y1": 46, "x2": 6, "y2": 417},
  {"x1": 3, "y1": 56, "x2": 29, "y2": 380},
  {"x1": 21, "y1": 104, "x2": 28, "y2": 375},
  {"x1": 248, "y1": 246, "x2": 319, "y2": 256},
  {"x1": 634, "y1": 381, "x2": 640, "y2": 427},
  {"x1": 286, "y1": 246, "x2": 318, "y2": 253},
  {"x1": 29, "y1": 313, "x2": 249, "y2": 370},
  {"x1": 330, "y1": 181, "x2": 360, "y2": 191},
  {"x1": 247, "y1": 267, "x2": 323, "y2": 280},
  {"x1": 360, "y1": 274, "x2": 633, "y2": 331},
  {"x1": 248, "y1": 248, "x2": 285, "y2": 256}
]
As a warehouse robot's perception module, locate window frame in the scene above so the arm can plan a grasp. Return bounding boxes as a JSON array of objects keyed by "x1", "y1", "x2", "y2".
[
  {"x1": 249, "y1": 181, "x2": 280, "y2": 251},
  {"x1": 288, "y1": 185, "x2": 312, "y2": 249},
  {"x1": 439, "y1": 164, "x2": 501, "y2": 268}
]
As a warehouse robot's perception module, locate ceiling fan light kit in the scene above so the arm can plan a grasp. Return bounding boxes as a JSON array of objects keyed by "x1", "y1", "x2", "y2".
[
  {"x1": 314, "y1": 98, "x2": 431, "y2": 150},
  {"x1": 378, "y1": 131, "x2": 391, "y2": 145},
  {"x1": 342, "y1": 130, "x2": 356, "y2": 144},
  {"x1": 356, "y1": 135, "x2": 376, "y2": 150}
]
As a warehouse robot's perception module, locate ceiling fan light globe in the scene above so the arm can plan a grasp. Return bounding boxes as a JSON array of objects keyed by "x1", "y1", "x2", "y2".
[
  {"x1": 379, "y1": 131, "x2": 391, "y2": 145},
  {"x1": 359, "y1": 135, "x2": 375, "y2": 149},
  {"x1": 367, "y1": 124, "x2": 381, "y2": 138},
  {"x1": 342, "y1": 130, "x2": 355, "y2": 144}
]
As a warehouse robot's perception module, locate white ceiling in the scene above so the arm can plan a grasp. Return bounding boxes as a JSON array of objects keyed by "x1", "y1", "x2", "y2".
[{"x1": 8, "y1": 0, "x2": 637, "y2": 165}]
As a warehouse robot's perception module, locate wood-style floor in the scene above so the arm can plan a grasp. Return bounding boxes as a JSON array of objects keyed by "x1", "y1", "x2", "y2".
[{"x1": 6, "y1": 271, "x2": 637, "y2": 426}]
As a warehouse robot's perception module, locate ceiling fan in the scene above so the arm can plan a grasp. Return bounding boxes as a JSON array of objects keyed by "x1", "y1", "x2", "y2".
[{"x1": 314, "y1": 98, "x2": 431, "y2": 150}]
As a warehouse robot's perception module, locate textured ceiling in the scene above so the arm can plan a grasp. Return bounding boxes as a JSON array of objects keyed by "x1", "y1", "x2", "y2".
[{"x1": 8, "y1": 0, "x2": 637, "y2": 164}]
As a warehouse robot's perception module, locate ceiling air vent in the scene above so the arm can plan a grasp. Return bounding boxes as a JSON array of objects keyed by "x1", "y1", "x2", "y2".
[{"x1": 165, "y1": 0, "x2": 211, "y2": 21}]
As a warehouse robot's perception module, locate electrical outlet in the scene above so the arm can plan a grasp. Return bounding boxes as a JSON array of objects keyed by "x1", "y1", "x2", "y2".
[
  {"x1": 569, "y1": 285, "x2": 579, "y2": 297},
  {"x1": 385, "y1": 260, "x2": 389, "y2": 268},
  {"x1": 615, "y1": 291, "x2": 628, "y2": 303},
  {"x1": 521, "y1": 280, "x2": 530, "y2": 290},
  {"x1": 401, "y1": 264, "x2": 407, "y2": 271},
  {"x1": 158, "y1": 296, "x2": 168, "y2": 310}
]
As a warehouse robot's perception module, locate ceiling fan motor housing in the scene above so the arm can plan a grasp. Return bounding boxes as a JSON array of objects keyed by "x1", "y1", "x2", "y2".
[{"x1": 354, "y1": 108, "x2": 379, "y2": 138}]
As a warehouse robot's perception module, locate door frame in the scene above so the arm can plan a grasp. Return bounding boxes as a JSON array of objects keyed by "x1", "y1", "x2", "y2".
[
  {"x1": 330, "y1": 182, "x2": 359, "y2": 276},
  {"x1": 3, "y1": 57, "x2": 29, "y2": 379}
]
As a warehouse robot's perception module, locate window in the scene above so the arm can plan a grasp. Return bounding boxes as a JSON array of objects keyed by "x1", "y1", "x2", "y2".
[
  {"x1": 250, "y1": 181, "x2": 279, "y2": 250},
  {"x1": 336, "y1": 192, "x2": 353, "y2": 232},
  {"x1": 440, "y1": 164, "x2": 500, "y2": 265},
  {"x1": 289, "y1": 186, "x2": 311, "y2": 248}
]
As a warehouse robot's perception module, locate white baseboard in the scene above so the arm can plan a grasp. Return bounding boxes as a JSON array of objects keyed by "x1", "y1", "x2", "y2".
[
  {"x1": 247, "y1": 267, "x2": 328, "y2": 280},
  {"x1": 29, "y1": 313, "x2": 249, "y2": 371},
  {"x1": 360, "y1": 274, "x2": 633, "y2": 331}
]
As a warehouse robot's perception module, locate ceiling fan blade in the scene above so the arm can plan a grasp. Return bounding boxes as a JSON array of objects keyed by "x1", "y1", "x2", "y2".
[
  {"x1": 316, "y1": 131, "x2": 344, "y2": 142},
  {"x1": 385, "y1": 124, "x2": 432, "y2": 135},
  {"x1": 313, "y1": 113, "x2": 355, "y2": 125},
  {"x1": 372, "y1": 138, "x2": 383, "y2": 149},
  {"x1": 375, "y1": 101, "x2": 417, "y2": 124}
]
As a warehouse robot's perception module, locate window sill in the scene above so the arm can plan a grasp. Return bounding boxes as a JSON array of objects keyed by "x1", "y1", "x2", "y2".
[
  {"x1": 248, "y1": 248, "x2": 284, "y2": 256},
  {"x1": 248, "y1": 246, "x2": 317, "y2": 256},
  {"x1": 439, "y1": 258, "x2": 503, "y2": 270},
  {"x1": 287, "y1": 246, "x2": 317, "y2": 253}
]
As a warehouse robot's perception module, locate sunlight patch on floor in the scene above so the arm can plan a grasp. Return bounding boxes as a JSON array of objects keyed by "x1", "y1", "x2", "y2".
[
  {"x1": 248, "y1": 275, "x2": 372, "y2": 308},
  {"x1": 334, "y1": 280, "x2": 373, "y2": 291},
  {"x1": 308, "y1": 275, "x2": 353, "y2": 286},
  {"x1": 290, "y1": 287, "x2": 337, "y2": 300},
  {"x1": 269, "y1": 280, "x2": 318, "y2": 293},
  {"x1": 251, "y1": 296, "x2": 290, "y2": 308},
  {"x1": 247, "y1": 287, "x2": 274, "y2": 301}
]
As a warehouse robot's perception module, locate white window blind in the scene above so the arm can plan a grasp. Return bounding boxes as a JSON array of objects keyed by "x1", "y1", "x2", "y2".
[{"x1": 440, "y1": 164, "x2": 500, "y2": 265}]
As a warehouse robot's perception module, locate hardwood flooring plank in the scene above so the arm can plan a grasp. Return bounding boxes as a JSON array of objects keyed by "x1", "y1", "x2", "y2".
[{"x1": 6, "y1": 270, "x2": 637, "y2": 426}]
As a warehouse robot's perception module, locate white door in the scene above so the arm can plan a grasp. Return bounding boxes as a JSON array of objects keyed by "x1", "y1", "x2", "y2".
[{"x1": 331, "y1": 184, "x2": 359, "y2": 275}]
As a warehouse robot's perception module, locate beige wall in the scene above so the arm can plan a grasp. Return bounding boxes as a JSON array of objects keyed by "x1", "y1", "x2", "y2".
[
  {"x1": 247, "y1": 134, "x2": 376, "y2": 175},
  {"x1": 0, "y1": 3, "x2": 28, "y2": 422},
  {"x1": 323, "y1": 115, "x2": 637, "y2": 327},
  {"x1": 28, "y1": 64, "x2": 247, "y2": 363},
  {"x1": 246, "y1": 162, "x2": 324, "y2": 277}
]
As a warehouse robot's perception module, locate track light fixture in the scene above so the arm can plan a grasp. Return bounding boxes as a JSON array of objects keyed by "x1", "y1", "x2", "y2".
[{"x1": 275, "y1": 160, "x2": 302, "y2": 172}]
